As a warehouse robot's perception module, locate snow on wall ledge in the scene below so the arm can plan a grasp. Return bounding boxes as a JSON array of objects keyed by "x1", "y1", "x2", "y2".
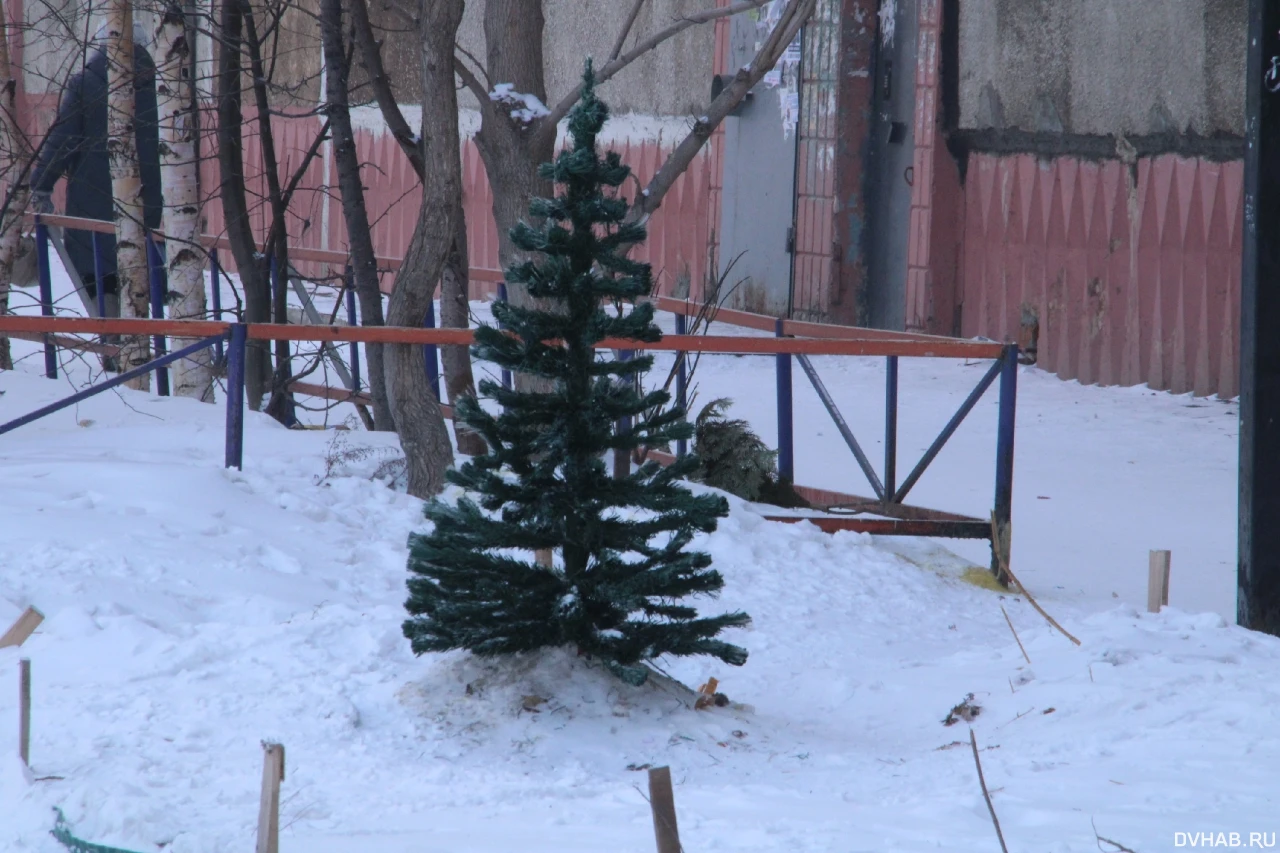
[{"x1": 960, "y1": 152, "x2": 1243, "y2": 399}]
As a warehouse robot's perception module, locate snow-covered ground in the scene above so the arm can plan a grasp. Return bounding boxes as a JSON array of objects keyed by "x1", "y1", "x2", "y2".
[{"x1": 1, "y1": 259, "x2": 1267, "y2": 852}]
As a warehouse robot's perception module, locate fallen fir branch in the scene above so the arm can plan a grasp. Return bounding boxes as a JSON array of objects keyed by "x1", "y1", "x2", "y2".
[{"x1": 991, "y1": 513, "x2": 1082, "y2": 646}]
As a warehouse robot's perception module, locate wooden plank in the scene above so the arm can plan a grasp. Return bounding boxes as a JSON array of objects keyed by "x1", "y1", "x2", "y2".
[
  {"x1": 4, "y1": 331, "x2": 121, "y2": 356},
  {"x1": 255, "y1": 742, "x2": 285, "y2": 853},
  {"x1": 288, "y1": 380, "x2": 373, "y2": 408},
  {"x1": 18, "y1": 658, "x2": 30, "y2": 767},
  {"x1": 647, "y1": 766, "x2": 681, "y2": 853},
  {"x1": 1148, "y1": 550, "x2": 1171, "y2": 613},
  {"x1": 0, "y1": 316, "x2": 230, "y2": 338},
  {"x1": 0, "y1": 320, "x2": 1006, "y2": 358},
  {"x1": 649, "y1": 294, "x2": 987, "y2": 347},
  {"x1": 16, "y1": 216, "x2": 996, "y2": 355},
  {"x1": 762, "y1": 516, "x2": 992, "y2": 538},
  {"x1": 289, "y1": 381, "x2": 455, "y2": 421},
  {"x1": 0, "y1": 606, "x2": 44, "y2": 649}
]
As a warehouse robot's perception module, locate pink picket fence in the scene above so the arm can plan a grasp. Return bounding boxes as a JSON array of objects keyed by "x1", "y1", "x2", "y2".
[
  {"x1": 958, "y1": 152, "x2": 1243, "y2": 399},
  {"x1": 194, "y1": 113, "x2": 714, "y2": 299}
]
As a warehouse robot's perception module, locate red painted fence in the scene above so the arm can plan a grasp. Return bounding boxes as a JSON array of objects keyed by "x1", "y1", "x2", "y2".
[
  {"x1": 958, "y1": 152, "x2": 1243, "y2": 399},
  {"x1": 192, "y1": 115, "x2": 713, "y2": 299}
]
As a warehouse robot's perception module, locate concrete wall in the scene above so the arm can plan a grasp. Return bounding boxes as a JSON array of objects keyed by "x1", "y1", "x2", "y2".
[
  {"x1": 455, "y1": 0, "x2": 717, "y2": 118},
  {"x1": 16, "y1": 0, "x2": 716, "y2": 122},
  {"x1": 958, "y1": 0, "x2": 1246, "y2": 137}
]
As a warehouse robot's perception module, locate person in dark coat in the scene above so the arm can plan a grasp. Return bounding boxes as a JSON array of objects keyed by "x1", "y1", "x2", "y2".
[{"x1": 30, "y1": 21, "x2": 164, "y2": 311}]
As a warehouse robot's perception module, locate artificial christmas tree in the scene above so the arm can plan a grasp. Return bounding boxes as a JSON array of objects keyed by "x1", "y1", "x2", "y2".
[{"x1": 403, "y1": 63, "x2": 749, "y2": 686}]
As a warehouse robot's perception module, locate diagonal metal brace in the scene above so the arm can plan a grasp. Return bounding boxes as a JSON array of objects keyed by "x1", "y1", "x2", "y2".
[
  {"x1": 288, "y1": 275, "x2": 354, "y2": 389},
  {"x1": 0, "y1": 333, "x2": 227, "y2": 437},
  {"x1": 796, "y1": 353, "x2": 885, "y2": 501},
  {"x1": 893, "y1": 357, "x2": 1004, "y2": 504}
]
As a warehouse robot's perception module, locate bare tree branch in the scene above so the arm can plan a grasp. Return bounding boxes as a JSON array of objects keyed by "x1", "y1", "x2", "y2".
[
  {"x1": 610, "y1": 0, "x2": 649, "y2": 61},
  {"x1": 454, "y1": 54, "x2": 491, "y2": 115},
  {"x1": 534, "y1": 0, "x2": 771, "y2": 148},
  {"x1": 350, "y1": 0, "x2": 424, "y2": 179},
  {"x1": 634, "y1": 0, "x2": 814, "y2": 221}
]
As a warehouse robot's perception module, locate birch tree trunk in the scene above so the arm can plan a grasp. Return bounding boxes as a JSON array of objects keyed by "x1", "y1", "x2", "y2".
[
  {"x1": 0, "y1": 0, "x2": 31, "y2": 371},
  {"x1": 154, "y1": 4, "x2": 212, "y2": 401},
  {"x1": 106, "y1": 0, "x2": 151, "y2": 390}
]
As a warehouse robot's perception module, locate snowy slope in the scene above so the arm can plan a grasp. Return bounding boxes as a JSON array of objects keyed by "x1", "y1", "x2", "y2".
[{"x1": 1, "y1": 355, "x2": 1277, "y2": 852}]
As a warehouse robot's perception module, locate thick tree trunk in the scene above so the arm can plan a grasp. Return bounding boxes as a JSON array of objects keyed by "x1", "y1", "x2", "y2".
[
  {"x1": 380, "y1": 0, "x2": 467, "y2": 497},
  {"x1": 386, "y1": 211, "x2": 454, "y2": 497},
  {"x1": 350, "y1": 0, "x2": 481, "y2": 432},
  {"x1": 0, "y1": 0, "x2": 31, "y2": 371},
  {"x1": 154, "y1": 4, "x2": 213, "y2": 401},
  {"x1": 106, "y1": 0, "x2": 151, "y2": 390},
  {"x1": 468, "y1": 0, "x2": 557, "y2": 397},
  {"x1": 474, "y1": 0, "x2": 555, "y2": 297},
  {"x1": 215, "y1": 0, "x2": 271, "y2": 409},
  {"x1": 440, "y1": 211, "x2": 485, "y2": 456},
  {"x1": 319, "y1": 0, "x2": 394, "y2": 430}
]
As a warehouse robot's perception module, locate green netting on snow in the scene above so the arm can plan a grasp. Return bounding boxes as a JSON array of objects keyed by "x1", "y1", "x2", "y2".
[{"x1": 51, "y1": 809, "x2": 146, "y2": 853}]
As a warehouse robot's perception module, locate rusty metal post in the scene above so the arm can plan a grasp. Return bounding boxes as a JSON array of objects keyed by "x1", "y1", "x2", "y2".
[
  {"x1": 35, "y1": 217, "x2": 56, "y2": 379},
  {"x1": 775, "y1": 318, "x2": 794, "y2": 483},
  {"x1": 830, "y1": 0, "x2": 881, "y2": 324},
  {"x1": 992, "y1": 345, "x2": 1018, "y2": 584}
]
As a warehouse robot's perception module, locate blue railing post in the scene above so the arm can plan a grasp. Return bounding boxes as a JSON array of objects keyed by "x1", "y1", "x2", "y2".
[
  {"x1": 225, "y1": 324, "x2": 247, "y2": 470},
  {"x1": 992, "y1": 345, "x2": 1019, "y2": 582},
  {"x1": 91, "y1": 232, "x2": 106, "y2": 319},
  {"x1": 775, "y1": 317, "x2": 794, "y2": 483},
  {"x1": 884, "y1": 355, "x2": 899, "y2": 505},
  {"x1": 35, "y1": 217, "x2": 56, "y2": 379},
  {"x1": 147, "y1": 238, "x2": 169, "y2": 395},
  {"x1": 424, "y1": 298, "x2": 441, "y2": 400},
  {"x1": 345, "y1": 268, "x2": 360, "y2": 392},
  {"x1": 210, "y1": 249, "x2": 223, "y2": 362},
  {"x1": 675, "y1": 311, "x2": 688, "y2": 458},
  {"x1": 498, "y1": 281, "x2": 512, "y2": 391}
]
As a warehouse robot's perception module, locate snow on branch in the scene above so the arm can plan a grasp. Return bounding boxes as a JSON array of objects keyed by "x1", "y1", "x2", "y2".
[{"x1": 489, "y1": 84, "x2": 550, "y2": 124}]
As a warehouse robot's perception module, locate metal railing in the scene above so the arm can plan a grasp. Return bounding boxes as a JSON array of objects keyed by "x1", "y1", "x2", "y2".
[{"x1": 2, "y1": 236, "x2": 1018, "y2": 579}]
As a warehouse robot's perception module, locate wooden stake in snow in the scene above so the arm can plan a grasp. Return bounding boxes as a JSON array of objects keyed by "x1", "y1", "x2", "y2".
[
  {"x1": 153, "y1": 5, "x2": 213, "y2": 401},
  {"x1": 106, "y1": 0, "x2": 152, "y2": 389},
  {"x1": 647, "y1": 766, "x2": 682, "y2": 853},
  {"x1": 1147, "y1": 550, "x2": 1171, "y2": 614},
  {"x1": 0, "y1": 606, "x2": 45, "y2": 649},
  {"x1": 18, "y1": 658, "x2": 31, "y2": 766},
  {"x1": 255, "y1": 741, "x2": 285, "y2": 853},
  {"x1": 969, "y1": 729, "x2": 1008, "y2": 853}
]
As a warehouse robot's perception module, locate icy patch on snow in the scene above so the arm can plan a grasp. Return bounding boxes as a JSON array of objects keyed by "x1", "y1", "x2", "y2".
[{"x1": 489, "y1": 84, "x2": 551, "y2": 124}]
